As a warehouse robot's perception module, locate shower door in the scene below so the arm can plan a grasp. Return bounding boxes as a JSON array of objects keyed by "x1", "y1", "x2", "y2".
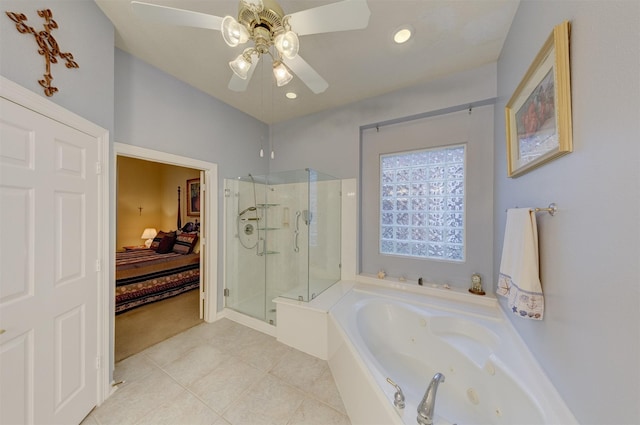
[
  {"x1": 264, "y1": 170, "x2": 309, "y2": 305},
  {"x1": 224, "y1": 178, "x2": 267, "y2": 321},
  {"x1": 307, "y1": 170, "x2": 342, "y2": 299},
  {"x1": 265, "y1": 169, "x2": 341, "y2": 302}
]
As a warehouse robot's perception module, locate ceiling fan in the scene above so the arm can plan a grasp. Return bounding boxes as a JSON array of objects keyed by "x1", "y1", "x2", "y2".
[{"x1": 131, "y1": 0, "x2": 370, "y2": 94}]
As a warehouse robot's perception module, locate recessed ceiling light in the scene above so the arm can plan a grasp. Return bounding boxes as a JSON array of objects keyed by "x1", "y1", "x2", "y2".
[
  {"x1": 393, "y1": 26, "x2": 413, "y2": 44},
  {"x1": 285, "y1": 92, "x2": 297, "y2": 99}
]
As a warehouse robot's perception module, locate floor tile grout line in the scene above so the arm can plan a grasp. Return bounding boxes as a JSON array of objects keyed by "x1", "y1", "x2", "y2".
[
  {"x1": 265, "y1": 355, "x2": 348, "y2": 415},
  {"x1": 130, "y1": 360, "x2": 222, "y2": 425},
  {"x1": 149, "y1": 347, "x2": 273, "y2": 420},
  {"x1": 187, "y1": 364, "x2": 266, "y2": 419},
  {"x1": 103, "y1": 319, "x2": 352, "y2": 425},
  {"x1": 301, "y1": 390, "x2": 349, "y2": 417},
  {"x1": 214, "y1": 369, "x2": 272, "y2": 420},
  {"x1": 114, "y1": 346, "x2": 219, "y2": 425}
]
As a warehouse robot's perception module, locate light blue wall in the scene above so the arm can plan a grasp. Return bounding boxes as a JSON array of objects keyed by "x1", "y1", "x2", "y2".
[
  {"x1": 270, "y1": 64, "x2": 498, "y2": 287},
  {"x1": 0, "y1": 0, "x2": 114, "y2": 132},
  {"x1": 270, "y1": 63, "x2": 497, "y2": 179},
  {"x1": 494, "y1": 1, "x2": 640, "y2": 423},
  {"x1": 114, "y1": 48, "x2": 269, "y2": 312}
]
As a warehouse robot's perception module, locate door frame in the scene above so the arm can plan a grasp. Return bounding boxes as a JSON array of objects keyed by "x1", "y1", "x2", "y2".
[
  {"x1": 112, "y1": 143, "x2": 218, "y2": 321},
  {"x1": 0, "y1": 76, "x2": 111, "y2": 406}
]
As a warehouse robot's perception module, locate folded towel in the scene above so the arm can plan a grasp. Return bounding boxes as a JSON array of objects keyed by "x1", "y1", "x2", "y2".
[{"x1": 497, "y1": 208, "x2": 544, "y2": 320}]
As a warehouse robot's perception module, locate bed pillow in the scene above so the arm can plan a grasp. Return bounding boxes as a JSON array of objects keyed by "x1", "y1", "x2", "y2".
[
  {"x1": 172, "y1": 232, "x2": 198, "y2": 254},
  {"x1": 150, "y1": 230, "x2": 175, "y2": 251},
  {"x1": 149, "y1": 231, "x2": 166, "y2": 250},
  {"x1": 155, "y1": 234, "x2": 176, "y2": 254}
]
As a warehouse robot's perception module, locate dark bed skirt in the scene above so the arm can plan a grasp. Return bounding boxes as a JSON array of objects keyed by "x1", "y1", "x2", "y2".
[{"x1": 115, "y1": 282, "x2": 199, "y2": 314}]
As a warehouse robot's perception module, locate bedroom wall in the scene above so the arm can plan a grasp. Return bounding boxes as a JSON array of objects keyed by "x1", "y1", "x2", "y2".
[
  {"x1": 494, "y1": 1, "x2": 639, "y2": 423},
  {"x1": 116, "y1": 157, "x2": 199, "y2": 249},
  {"x1": 161, "y1": 165, "x2": 201, "y2": 234},
  {"x1": 117, "y1": 157, "x2": 163, "y2": 248}
]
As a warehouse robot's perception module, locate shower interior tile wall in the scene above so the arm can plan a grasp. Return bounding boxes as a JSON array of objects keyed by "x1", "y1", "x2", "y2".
[{"x1": 267, "y1": 182, "x2": 309, "y2": 299}]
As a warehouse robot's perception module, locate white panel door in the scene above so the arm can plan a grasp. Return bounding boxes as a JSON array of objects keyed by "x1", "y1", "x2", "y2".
[{"x1": 0, "y1": 98, "x2": 99, "y2": 424}]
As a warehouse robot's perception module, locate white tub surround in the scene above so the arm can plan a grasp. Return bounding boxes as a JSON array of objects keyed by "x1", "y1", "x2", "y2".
[
  {"x1": 274, "y1": 281, "x2": 355, "y2": 359},
  {"x1": 328, "y1": 281, "x2": 577, "y2": 425},
  {"x1": 355, "y1": 273, "x2": 498, "y2": 308},
  {"x1": 274, "y1": 272, "x2": 497, "y2": 361}
]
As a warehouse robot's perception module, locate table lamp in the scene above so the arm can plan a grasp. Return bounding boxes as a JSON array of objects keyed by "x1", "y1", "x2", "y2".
[{"x1": 141, "y1": 228, "x2": 157, "y2": 248}]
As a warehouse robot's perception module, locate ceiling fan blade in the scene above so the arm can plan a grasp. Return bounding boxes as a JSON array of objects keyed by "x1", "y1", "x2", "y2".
[
  {"x1": 283, "y1": 55, "x2": 328, "y2": 94},
  {"x1": 287, "y1": 0, "x2": 370, "y2": 36},
  {"x1": 228, "y1": 53, "x2": 261, "y2": 92},
  {"x1": 131, "y1": 1, "x2": 223, "y2": 31}
]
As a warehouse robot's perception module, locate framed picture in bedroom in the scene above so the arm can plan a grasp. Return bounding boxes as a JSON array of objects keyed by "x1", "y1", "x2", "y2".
[
  {"x1": 186, "y1": 178, "x2": 200, "y2": 217},
  {"x1": 505, "y1": 20, "x2": 572, "y2": 178}
]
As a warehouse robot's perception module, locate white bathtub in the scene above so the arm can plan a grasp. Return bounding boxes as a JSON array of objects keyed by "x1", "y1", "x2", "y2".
[{"x1": 328, "y1": 282, "x2": 577, "y2": 425}]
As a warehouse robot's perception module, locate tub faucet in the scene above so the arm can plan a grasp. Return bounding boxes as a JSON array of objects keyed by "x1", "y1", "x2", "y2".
[
  {"x1": 386, "y1": 377, "x2": 405, "y2": 409},
  {"x1": 417, "y1": 372, "x2": 445, "y2": 425}
]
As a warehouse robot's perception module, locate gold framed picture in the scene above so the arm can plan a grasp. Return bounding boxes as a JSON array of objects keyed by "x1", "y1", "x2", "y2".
[
  {"x1": 186, "y1": 178, "x2": 200, "y2": 217},
  {"x1": 505, "y1": 21, "x2": 572, "y2": 178}
]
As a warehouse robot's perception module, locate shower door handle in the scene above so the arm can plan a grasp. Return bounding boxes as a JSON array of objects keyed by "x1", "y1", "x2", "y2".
[{"x1": 294, "y1": 211, "x2": 301, "y2": 252}]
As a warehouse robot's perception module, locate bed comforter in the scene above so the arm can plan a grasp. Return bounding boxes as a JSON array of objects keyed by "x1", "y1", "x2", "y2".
[{"x1": 115, "y1": 249, "x2": 200, "y2": 314}]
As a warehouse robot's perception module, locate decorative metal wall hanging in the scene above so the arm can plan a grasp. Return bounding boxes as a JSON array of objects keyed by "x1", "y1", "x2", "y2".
[{"x1": 5, "y1": 9, "x2": 79, "y2": 97}]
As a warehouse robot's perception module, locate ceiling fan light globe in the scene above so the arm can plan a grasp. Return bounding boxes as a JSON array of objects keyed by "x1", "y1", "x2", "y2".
[
  {"x1": 273, "y1": 61, "x2": 293, "y2": 86},
  {"x1": 221, "y1": 15, "x2": 249, "y2": 47},
  {"x1": 274, "y1": 31, "x2": 299, "y2": 59},
  {"x1": 229, "y1": 54, "x2": 252, "y2": 79}
]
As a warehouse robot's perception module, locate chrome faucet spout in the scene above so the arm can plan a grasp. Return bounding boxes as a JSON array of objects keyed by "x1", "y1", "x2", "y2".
[{"x1": 417, "y1": 372, "x2": 445, "y2": 425}]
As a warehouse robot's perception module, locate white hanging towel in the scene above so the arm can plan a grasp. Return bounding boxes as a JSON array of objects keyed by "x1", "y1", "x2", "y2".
[{"x1": 497, "y1": 208, "x2": 544, "y2": 320}]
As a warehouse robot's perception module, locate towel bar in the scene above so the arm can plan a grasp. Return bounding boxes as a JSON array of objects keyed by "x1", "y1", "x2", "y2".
[
  {"x1": 534, "y1": 203, "x2": 557, "y2": 216},
  {"x1": 506, "y1": 203, "x2": 557, "y2": 216}
]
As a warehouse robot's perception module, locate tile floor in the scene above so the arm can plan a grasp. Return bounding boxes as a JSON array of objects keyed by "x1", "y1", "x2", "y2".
[{"x1": 82, "y1": 318, "x2": 351, "y2": 425}]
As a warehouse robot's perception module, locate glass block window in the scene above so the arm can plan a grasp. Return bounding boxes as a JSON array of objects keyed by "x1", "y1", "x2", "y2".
[{"x1": 380, "y1": 145, "x2": 465, "y2": 261}]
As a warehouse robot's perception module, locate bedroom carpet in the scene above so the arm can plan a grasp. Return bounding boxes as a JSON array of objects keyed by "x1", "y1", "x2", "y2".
[{"x1": 115, "y1": 289, "x2": 202, "y2": 362}]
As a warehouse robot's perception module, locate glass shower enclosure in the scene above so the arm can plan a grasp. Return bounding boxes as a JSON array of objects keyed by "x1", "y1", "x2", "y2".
[{"x1": 224, "y1": 169, "x2": 341, "y2": 325}]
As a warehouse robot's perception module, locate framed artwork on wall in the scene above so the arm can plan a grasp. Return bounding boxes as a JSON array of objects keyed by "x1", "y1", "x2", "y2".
[
  {"x1": 186, "y1": 178, "x2": 200, "y2": 217},
  {"x1": 505, "y1": 21, "x2": 572, "y2": 178}
]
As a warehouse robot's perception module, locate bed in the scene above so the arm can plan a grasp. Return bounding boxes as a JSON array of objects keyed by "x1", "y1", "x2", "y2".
[{"x1": 115, "y1": 232, "x2": 200, "y2": 314}]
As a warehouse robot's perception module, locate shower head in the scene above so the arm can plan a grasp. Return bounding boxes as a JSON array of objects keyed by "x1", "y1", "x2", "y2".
[{"x1": 238, "y1": 206, "x2": 257, "y2": 216}]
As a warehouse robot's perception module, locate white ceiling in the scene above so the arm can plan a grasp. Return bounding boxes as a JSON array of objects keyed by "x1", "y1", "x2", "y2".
[{"x1": 95, "y1": 0, "x2": 519, "y2": 124}]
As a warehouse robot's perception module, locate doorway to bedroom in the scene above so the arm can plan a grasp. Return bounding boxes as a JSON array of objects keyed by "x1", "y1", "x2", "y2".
[
  {"x1": 115, "y1": 156, "x2": 200, "y2": 361},
  {"x1": 113, "y1": 144, "x2": 218, "y2": 363}
]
